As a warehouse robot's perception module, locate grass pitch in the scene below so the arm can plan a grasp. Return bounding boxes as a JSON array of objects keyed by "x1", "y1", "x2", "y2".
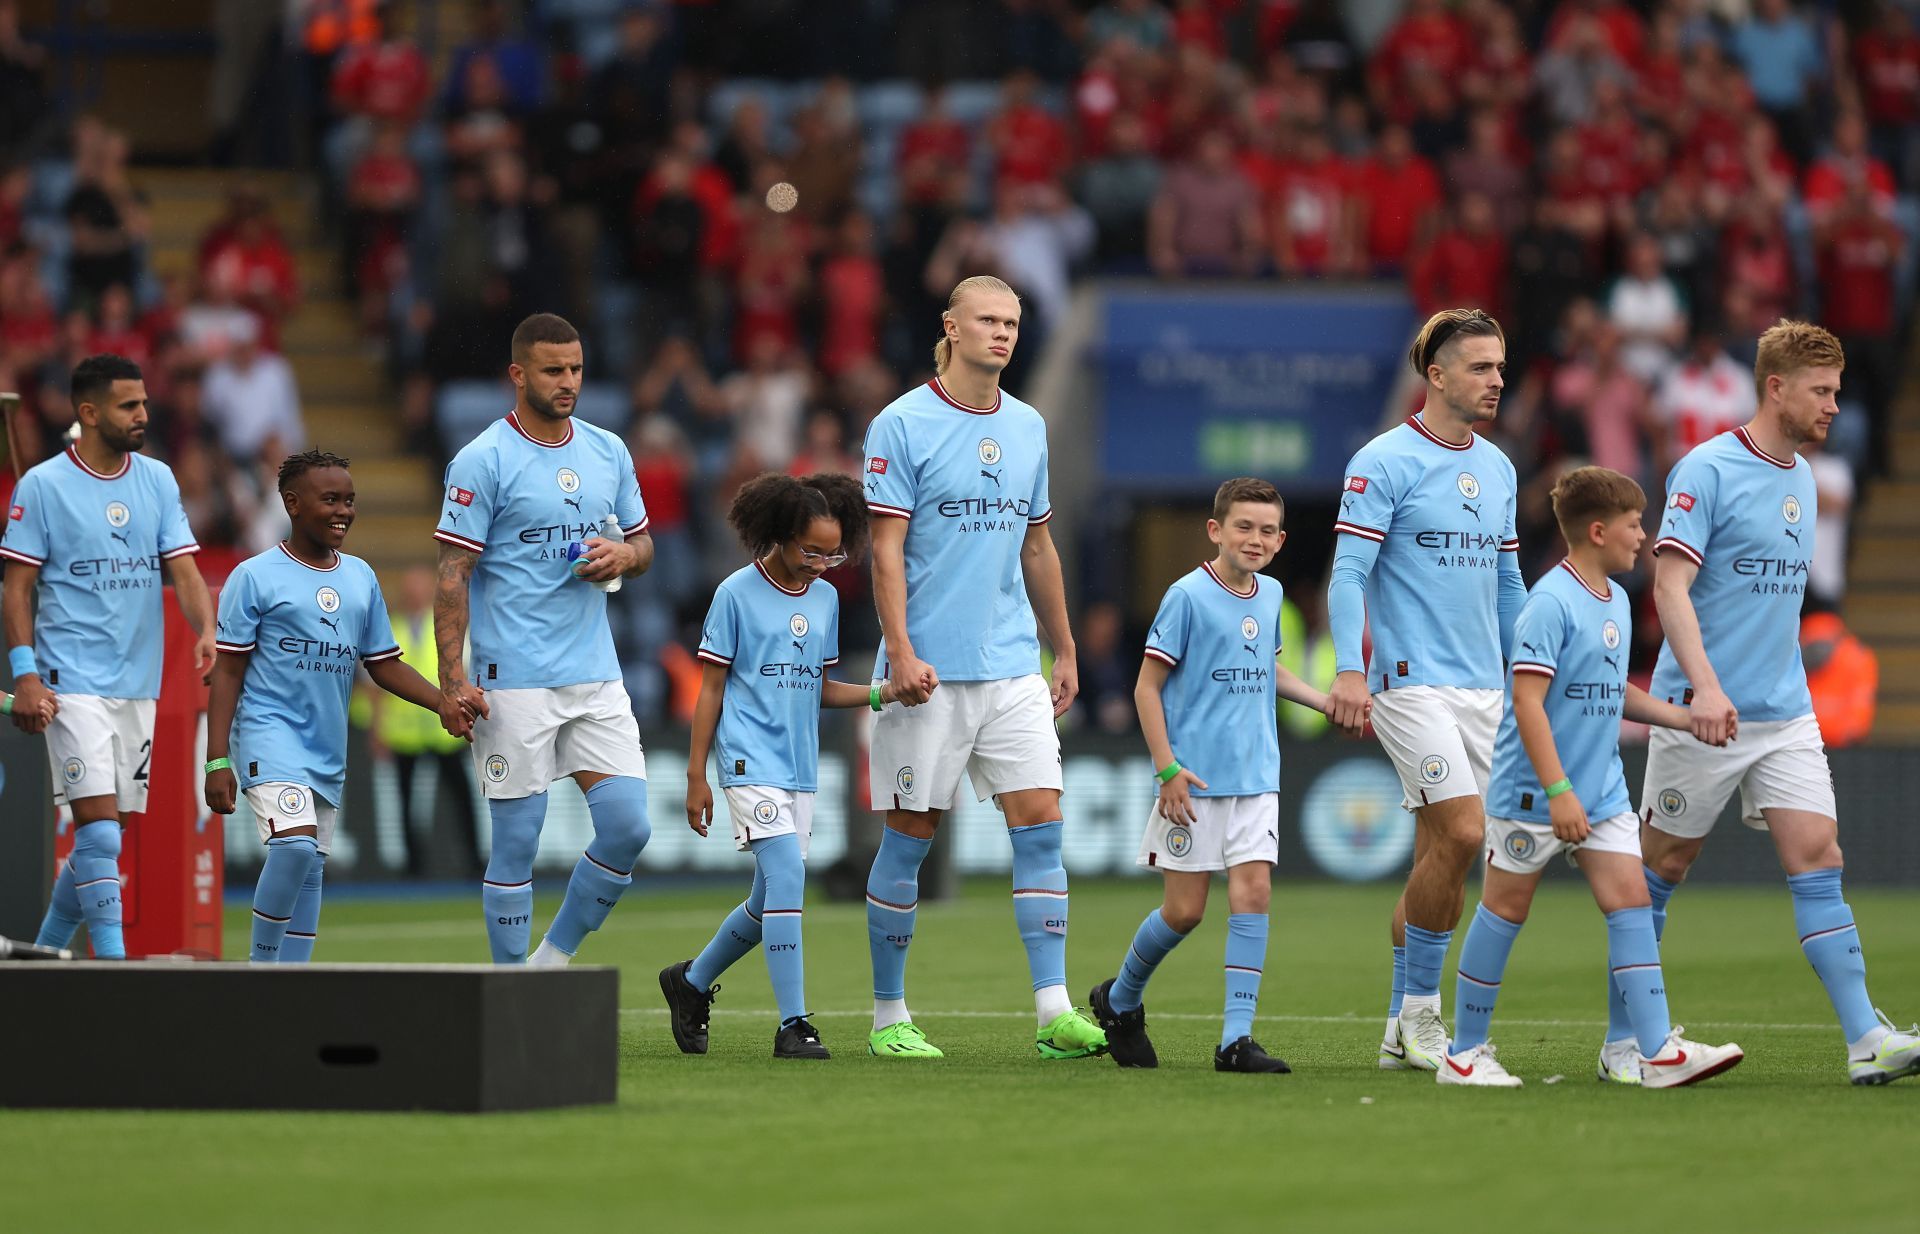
[{"x1": 2, "y1": 877, "x2": 1916, "y2": 1233}]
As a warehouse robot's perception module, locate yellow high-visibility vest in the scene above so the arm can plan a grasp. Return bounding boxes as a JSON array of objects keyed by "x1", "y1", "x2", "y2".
[
  {"x1": 349, "y1": 613, "x2": 463, "y2": 754},
  {"x1": 1278, "y1": 598, "x2": 1335, "y2": 739}
]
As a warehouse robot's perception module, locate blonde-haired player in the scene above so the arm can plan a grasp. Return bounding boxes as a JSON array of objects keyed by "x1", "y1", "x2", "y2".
[
  {"x1": 1326, "y1": 308, "x2": 1526, "y2": 1070},
  {"x1": 859, "y1": 275, "x2": 1106, "y2": 1060},
  {"x1": 1639, "y1": 320, "x2": 1920, "y2": 1085}
]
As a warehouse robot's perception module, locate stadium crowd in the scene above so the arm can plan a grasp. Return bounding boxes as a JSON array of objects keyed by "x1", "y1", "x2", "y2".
[{"x1": 0, "y1": 0, "x2": 1912, "y2": 735}]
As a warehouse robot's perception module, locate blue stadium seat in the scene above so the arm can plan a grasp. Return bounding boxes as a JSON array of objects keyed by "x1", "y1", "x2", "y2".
[{"x1": 435, "y1": 380, "x2": 509, "y2": 445}]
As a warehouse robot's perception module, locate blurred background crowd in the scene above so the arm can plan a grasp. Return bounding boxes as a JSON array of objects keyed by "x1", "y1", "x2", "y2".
[{"x1": 0, "y1": 0, "x2": 1910, "y2": 749}]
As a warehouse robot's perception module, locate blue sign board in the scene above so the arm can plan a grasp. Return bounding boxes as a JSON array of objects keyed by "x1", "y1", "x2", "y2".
[{"x1": 1097, "y1": 287, "x2": 1419, "y2": 492}]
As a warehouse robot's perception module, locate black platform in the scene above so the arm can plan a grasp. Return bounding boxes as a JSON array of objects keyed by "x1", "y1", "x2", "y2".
[{"x1": 0, "y1": 963, "x2": 619, "y2": 1112}]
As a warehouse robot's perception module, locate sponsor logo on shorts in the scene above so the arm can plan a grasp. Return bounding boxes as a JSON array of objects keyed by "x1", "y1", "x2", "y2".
[
  {"x1": 62, "y1": 757, "x2": 85, "y2": 784},
  {"x1": 789, "y1": 613, "x2": 809, "y2": 638},
  {"x1": 1457, "y1": 472, "x2": 1480, "y2": 500},
  {"x1": 105, "y1": 500, "x2": 131, "y2": 528},
  {"x1": 1420, "y1": 755, "x2": 1449, "y2": 784},
  {"x1": 278, "y1": 787, "x2": 306, "y2": 816},
  {"x1": 315, "y1": 586, "x2": 341, "y2": 613},
  {"x1": 1657, "y1": 788, "x2": 1686, "y2": 817},
  {"x1": 1783, "y1": 494, "x2": 1801, "y2": 524},
  {"x1": 978, "y1": 438, "x2": 1001, "y2": 466},
  {"x1": 485, "y1": 754, "x2": 510, "y2": 783},
  {"x1": 1602, "y1": 619, "x2": 1621, "y2": 650},
  {"x1": 754, "y1": 800, "x2": 778, "y2": 825},
  {"x1": 1504, "y1": 830, "x2": 1537, "y2": 862},
  {"x1": 1241, "y1": 616, "x2": 1259, "y2": 641},
  {"x1": 1165, "y1": 825, "x2": 1194, "y2": 859},
  {"x1": 897, "y1": 766, "x2": 914, "y2": 795},
  {"x1": 556, "y1": 467, "x2": 581, "y2": 494}
]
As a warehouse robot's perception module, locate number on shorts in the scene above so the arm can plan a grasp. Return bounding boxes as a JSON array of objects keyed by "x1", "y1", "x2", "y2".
[{"x1": 134, "y1": 739, "x2": 152, "y2": 783}]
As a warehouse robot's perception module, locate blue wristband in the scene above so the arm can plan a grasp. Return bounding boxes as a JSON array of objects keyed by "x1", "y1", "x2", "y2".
[{"x1": 8, "y1": 645, "x2": 37, "y2": 680}]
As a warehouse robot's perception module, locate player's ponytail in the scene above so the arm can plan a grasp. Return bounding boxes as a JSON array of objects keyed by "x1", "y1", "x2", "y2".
[
  {"x1": 935, "y1": 275, "x2": 1019, "y2": 375},
  {"x1": 729, "y1": 471, "x2": 865, "y2": 560}
]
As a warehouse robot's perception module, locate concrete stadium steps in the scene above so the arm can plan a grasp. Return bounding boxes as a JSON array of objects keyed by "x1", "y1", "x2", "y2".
[
  {"x1": 1849, "y1": 322, "x2": 1920, "y2": 743},
  {"x1": 134, "y1": 168, "x2": 436, "y2": 579}
]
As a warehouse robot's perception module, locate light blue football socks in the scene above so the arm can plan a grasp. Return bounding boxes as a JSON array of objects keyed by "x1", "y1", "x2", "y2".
[
  {"x1": 689, "y1": 859, "x2": 767, "y2": 990},
  {"x1": 1388, "y1": 943, "x2": 1407, "y2": 1020},
  {"x1": 544, "y1": 776, "x2": 652, "y2": 957},
  {"x1": 866, "y1": 827, "x2": 930, "y2": 1002},
  {"x1": 280, "y1": 851, "x2": 326, "y2": 963},
  {"x1": 1450, "y1": 904, "x2": 1522, "y2": 1054},
  {"x1": 1110, "y1": 907, "x2": 1188, "y2": 1013},
  {"x1": 754, "y1": 833, "x2": 808, "y2": 1023},
  {"x1": 1009, "y1": 821, "x2": 1069, "y2": 994},
  {"x1": 251, "y1": 834, "x2": 318, "y2": 963},
  {"x1": 1403, "y1": 923, "x2": 1452, "y2": 1000},
  {"x1": 1605, "y1": 906, "x2": 1671, "y2": 1057},
  {"x1": 1221, "y1": 913, "x2": 1268, "y2": 1047},
  {"x1": 482, "y1": 793, "x2": 546, "y2": 963},
  {"x1": 70, "y1": 820, "x2": 125, "y2": 960},
  {"x1": 1789, "y1": 867, "x2": 1878, "y2": 1043},
  {"x1": 34, "y1": 857, "x2": 82, "y2": 950}
]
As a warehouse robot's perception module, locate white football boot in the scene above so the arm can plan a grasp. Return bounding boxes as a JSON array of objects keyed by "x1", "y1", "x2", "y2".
[
  {"x1": 1596, "y1": 1038, "x2": 1644, "y2": 1086},
  {"x1": 1436, "y1": 1041, "x2": 1523, "y2": 1088},
  {"x1": 1847, "y1": 1011, "x2": 1920, "y2": 1086},
  {"x1": 1379, "y1": 1016, "x2": 1414, "y2": 1070},
  {"x1": 1640, "y1": 1026, "x2": 1744, "y2": 1088},
  {"x1": 1396, "y1": 999, "x2": 1451, "y2": 1072}
]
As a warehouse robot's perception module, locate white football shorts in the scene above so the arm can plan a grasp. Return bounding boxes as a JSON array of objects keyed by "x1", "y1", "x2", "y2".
[
  {"x1": 1138, "y1": 792, "x2": 1280, "y2": 872},
  {"x1": 723, "y1": 785, "x2": 815, "y2": 856},
  {"x1": 869, "y1": 674, "x2": 1063, "y2": 813},
  {"x1": 244, "y1": 781, "x2": 341, "y2": 856},
  {"x1": 1485, "y1": 810, "x2": 1640, "y2": 875},
  {"x1": 45, "y1": 694, "x2": 156, "y2": 812},
  {"x1": 470, "y1": 681, "x2": 647, "y2": 799},
  {"x1": 1640, "y1": 713, "x2": 1836, "y2": 838},
  {"x1": 1368, "y1": 685, "x2": 1501, "y2": 812}
]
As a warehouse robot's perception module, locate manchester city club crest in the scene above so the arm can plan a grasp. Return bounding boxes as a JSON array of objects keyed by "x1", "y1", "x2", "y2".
[
  {"x1": 1457, "y1": 472, "x2": 1480, "y2": 500},
  {"x1": 897, "y1": 766, "x2": 915, "y2": 795},
  {"x1": 1783, "y1": 494, "x2": 1802, "y2": 524},
  {"x1": 486, "y1": 754, "x2": 510, "y2": 783},
  {"x1": 278, "y1": 787, "x2": 306, "y2": 816},
  {"x1": 1165, "y1": 825, "x2": 1194, "y2": 859},
  {"x1": 1420, "y1": 754, "x2": 1449, "y2": 784},
  {"x1": 1603, "y1": 619, "x2": 1621, "y2": 650},
  {"x1": 754, "y1": 800, "x2": 778, "y2": 825},
  {"x1": 62, "y1": 757, "x2": 85, "y2": 784},
  {"x1": 790, "y1": 613, "x2": 809, "y2": 638},
  {"x1": 1241, "y1": 616, "x2": 1259, "y2": 641},
  {"x1": 105, "y1": 500, "x2": 130, "y2": 527},
  {"x1": 316, "y1": 586, "x2": 341, "y2": 613},
  {"x1": 557, "y1": 467, "x2": 581, "y2": 494},
  {"x1": 978, "y1": 438, "x2": 1001, "y2": 465},
  {"x1": 1658, "y1": 788, "x2": 1686, "y2": 817},
  {"x1": 1504, "y1": 830, "x2": 1537, "y2": 862}
]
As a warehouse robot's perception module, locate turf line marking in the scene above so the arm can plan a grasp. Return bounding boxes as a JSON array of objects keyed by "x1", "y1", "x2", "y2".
[{"x1": 616, "y1": 1008, "x2": 1840, "y2": 1031}]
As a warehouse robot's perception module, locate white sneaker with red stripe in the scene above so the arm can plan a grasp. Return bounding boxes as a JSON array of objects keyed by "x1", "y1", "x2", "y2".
[
  {"x1": 1436, "y1": 1041, "x2": 1523, "y2": 1088},
  {"x1": 1639, "y1": 1027, "x2": 1744, "y2": 1088}
]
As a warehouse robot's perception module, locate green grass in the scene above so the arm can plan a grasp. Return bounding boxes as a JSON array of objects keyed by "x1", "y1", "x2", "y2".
[{"x1": 3, "y1": 878, "x2": 1917, "y2": 1232}]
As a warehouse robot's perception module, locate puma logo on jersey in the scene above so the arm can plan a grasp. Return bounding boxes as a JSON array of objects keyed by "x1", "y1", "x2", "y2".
[
  {"x1": 109, "y1": 530, "x2": 130, "y2": 545},
  {"x1": 1604, "y1": 654, "x2": 1618, "y2": 671},
  {"x1": 562, "y1": 496, "x2": 583, "y2": 513},
  {"x1": 980, "y1": 468, "x2": 1002, "y2": 488},
  {"x1": 1461, "y1": 502, "x2": 1481, "y2": 522},
  {"x1": 791, "y1": 639, "x2": 805, "y2": 655},
  {"x1": 319, "y1": 616, "x2": 341, "y2": 634},
  {"x1": 1520, "y1": 641, "x2": 1539, "y2": 655},
  {"x1": 445, "y1": 508, "x2": 463, "y2": 523},
  {"x1": 1784, "y1": 528, "x2": 1802, "y2": 546}
]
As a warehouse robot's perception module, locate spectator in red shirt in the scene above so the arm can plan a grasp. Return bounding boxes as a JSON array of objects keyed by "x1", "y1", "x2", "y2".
[
  {"x1": 898, "y1": 85, "x2": 972, "y2": 207},
  {"x1": 1169, "y1": 0, "x2": 1228, "y2": 57},
  {"x1": 1410, "y1": 191, "x2": 1509, "y2": 319},
  {"x1": 1459, "y1": 2, "x2": 1533, "y2": 115},
  {"x1": 988, "y1": 70, "x2": 1072, "y2": 189},
  {"x1": 344, "y1": 122, "x2": 421, "y2": 330},
  {"x1": 329, "y1": 7, "x2": 430, "y2": 126},
  {"x1": 1352, "y1": 123, "x2": 1441, "y2": 273},
  {"x1": 1804, "y1": 109, "x2": 1898, "y2": 225},
  {"x1": 1444, "y1": 108, "x2": 1530, "y2": 230},
  {"x1": 1721, "y1": 196, "x2": 1796, "y2": 334},
  {"x1": 1149, "y1": 127, "x2": 1263, "y2": 277},
  {"x1": 732, "y1": 211, "x2": 810, "y2": 367},
  {"x1": 1263, "y1": 127, "x2": 1355, "y2": 276},
  {"x1": 816, "y1": 210, "x2": 885, "y2": 379},
  {"x1": 1852, "y1": 1, "x2": 1920, "y2": 186},
  {"x1": 1574, "y1": 78, "x2": 1643, "y2": 203},
  {"x1": 1368, "y1": 0, "x2": 1471, "y2": 123},
  {"x1": 86, "y1": 282, "x2": 152, "y2": 374},
  {"x1": 198, "y1": 189, "x2": 299, "y2": 342},
  {"x1": 1543, "y1": 0, "x2": 1646, "y2": 70},
  {"x1": 1817, "y1": 180, "x2": 1905, "y2": 472}
]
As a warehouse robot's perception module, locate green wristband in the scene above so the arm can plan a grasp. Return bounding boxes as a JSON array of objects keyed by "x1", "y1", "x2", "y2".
[
  {"x1": 1156, "y1": 760, "x2": 1183, "y2": 784},
  {"x1": 204, "y1": 757, "x2": 233, "y2": 774},
  {"x1": 0, "y1": 694, "x2": 11, "y2": 716},
  {"x1": 869, "y1": 684, "x2": 885, "y2": 712},
  {"x1": 1544, "y1": 777, "x2": 1573, "y2": 799}
]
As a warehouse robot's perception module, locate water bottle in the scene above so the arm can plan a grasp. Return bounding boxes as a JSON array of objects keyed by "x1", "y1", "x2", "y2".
[{"x1": 596, "y1": 514, "x2": 623, "y2": 594}]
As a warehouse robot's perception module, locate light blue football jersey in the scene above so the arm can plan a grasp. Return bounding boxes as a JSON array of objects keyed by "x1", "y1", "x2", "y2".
[
  {"x1": 862, "y1": 378, "x2": 1051, "y2": 682},
  {"x1": 1651, "y1": 426, "x2": 1815, "y2": 722},
  {"x1": 1333, "y1": 415, "x2": 1520, "y2": 692},
  {"x1": 1488, "y1": 560, "x2": 1633, "y2": 824},
  {"x1": 1144, "y1": 563, "x2": 1285, "y2": 798},
  {"x1": 696, "y1": 560, "x2": 841, "y2": 792},
  {"x1": 0, "y1": 447, "x2": 198, "y2": 699},
  {"x1": 433, "y1": 411, "x2": 648, "y2": 691},
  {"x1": 215, "y1": 544, "x2": 400, "y2": 803}
]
